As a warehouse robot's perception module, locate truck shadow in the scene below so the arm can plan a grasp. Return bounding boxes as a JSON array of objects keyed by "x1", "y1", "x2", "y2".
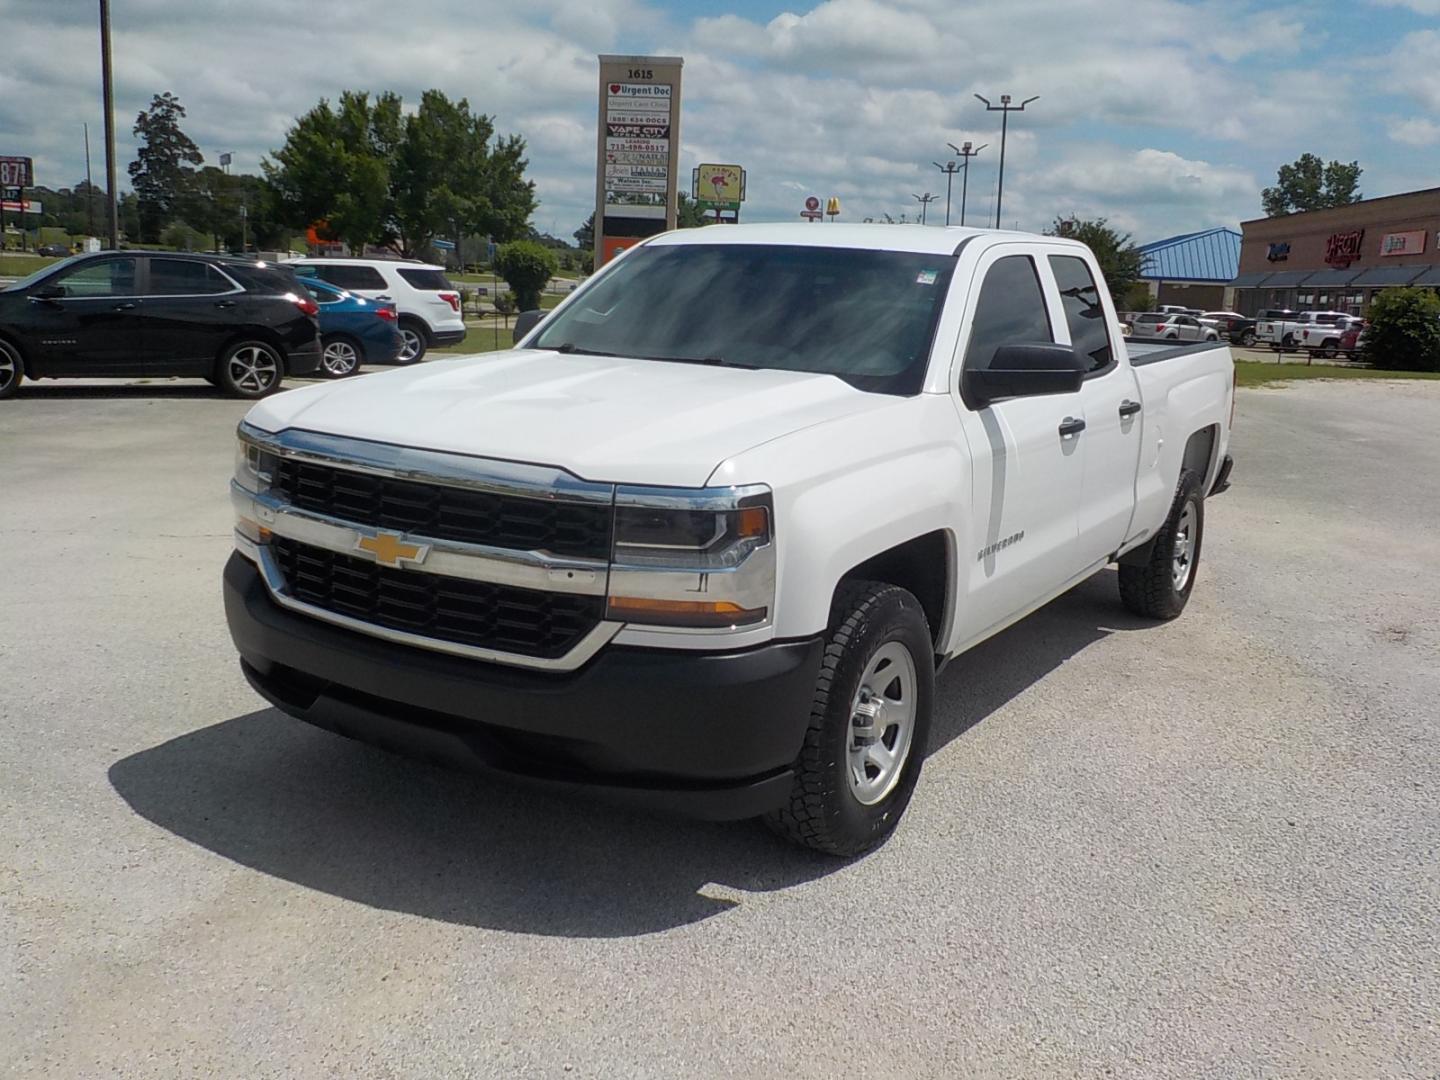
[{"x1": 108, "y1": 569, "x2": 1152, "y2": 939}]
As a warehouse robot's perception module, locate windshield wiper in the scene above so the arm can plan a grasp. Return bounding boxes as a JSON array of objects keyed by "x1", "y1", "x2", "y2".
[
  {"x1": 536, "y1": 342, "x2": 622, "y2": 357},
  {"x1": 633, "y1": 354, "x2": 756, "y2": 369}
]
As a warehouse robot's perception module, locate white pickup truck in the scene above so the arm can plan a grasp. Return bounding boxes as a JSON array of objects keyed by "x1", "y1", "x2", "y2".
[{"x1": 226, "y1": 224, "x2": 1235, "y2": 856}]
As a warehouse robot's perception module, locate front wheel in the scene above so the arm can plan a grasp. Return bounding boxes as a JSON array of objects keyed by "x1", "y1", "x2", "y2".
[
  {"x1": 321, "y1": 335, "x2": 362, "y2": 377},
  {"x1": 217, "y1": 340, "x2": 284, "y2": 399},
  {"x1": 395, "y1": 321, "x2": 428, "y2": 365},
  {"x1": 0, "y1": 338, "x2": 23, "y2": 400},
  {"x1": 1119, "y1": 469, "x2": 1204, "y2": 620},
  {"x1": 1239, "y1": 329, "x2": 1257, "y2": 347},
  {"x1": 765, "y1": 581, "x2": 934, "y2": 857}
]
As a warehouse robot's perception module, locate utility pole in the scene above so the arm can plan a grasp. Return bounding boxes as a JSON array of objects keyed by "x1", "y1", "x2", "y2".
[
  {"x1": 912, "y1": 192, "x2": 938, "y2": 226},
  {"x1": 99, "y1": 0, "x2": 120, "y2": 249},
  {"x1": 974, "y1": 94, "x2": 1037, "y2": 229},
  {"x1": 84, "y1": 123, "x2": 96, "y2": 238},
  {"x1": 947, "y1": 141, "x2": 987, "y2": 227},
  {"x1": 931, "y1": 160, "x2": 961, "y2": 226}
]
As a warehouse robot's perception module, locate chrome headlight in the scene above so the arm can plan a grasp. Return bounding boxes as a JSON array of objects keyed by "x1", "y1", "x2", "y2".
[
  {"x1": 607, "y1": 485, "x2": 775, "y2": 629},
  {"x1": 234, "y1": 434, "x2": 277, "y2": 494}
]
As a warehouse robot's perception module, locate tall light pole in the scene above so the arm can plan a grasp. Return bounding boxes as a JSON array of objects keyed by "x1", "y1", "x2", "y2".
[
  {"x1": 947, "y1": 141, "x2": 987, "y2": 227},
  {"x1": 99, "y1": 0, "x2": 119, "y2": 249},
  {"x1": 912, "y1": 192, "x2": 937, "y2": 226},
  {"x1": 974, "y1": 93, "x2": 1037, "y2": 230},
  {"x1": 932, "y1": 160, "x2": 961, "y2": 226}
]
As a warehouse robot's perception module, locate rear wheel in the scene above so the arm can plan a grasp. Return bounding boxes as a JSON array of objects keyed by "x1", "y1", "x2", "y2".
[
  {"x1": 217, "y1": 340, "x2": 284, "y2": 399},
  {"x1": 395, "y1": 320, "x2": 428, "y2": 365},
  {"x1": 0, "y1": 338, "x2": 22, "y2": 400},
  {"x1": 1239, "y1": 329, "x2": 1257, "y2": 347},
  {"x1": 1281, "y1": 332, "x2": 1295, "y2": 349},
  {"x1": 321, "y1": 335, "x2": 362, "y2": 377},
  {"x1": 1119, "y1": 470, "x2": 1204, "y2": 620},
  {"x1": 765, "y1": 581, "x2": 934, "y2": 857}
]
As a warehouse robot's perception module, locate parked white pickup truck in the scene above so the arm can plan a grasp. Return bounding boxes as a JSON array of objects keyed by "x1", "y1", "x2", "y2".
[
  {"x1": 1256, "y1": 310, "x2": 1350, "y2": 349},
  {"x1": 226, "y1": 224, "x2": 1235, "y2": 856}
]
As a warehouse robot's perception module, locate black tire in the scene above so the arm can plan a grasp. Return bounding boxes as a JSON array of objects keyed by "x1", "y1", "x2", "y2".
[
  {"x1": 1239, "y1": 329, "x2": 1257, "y2": 347},
  {"x1": 320, "y1": 334, "x2": 363, "y2": 378},
  {"x1": 1119, "y1": 469, "x2": 1204, "y2": 620},
  {"x1": 765, "y1": 581, "x2": 934, "y2": 857},
  {"x1": 395, "y1": 320, "x2": 428, "y2": 365},
  {"x1": 1281, "y1": 333, "x2": 1295, "y2": 349},
  {"x1": 216, "y1": 339, "x2": 285, "y2": 399},
  {"x1": 0, "y1": 337, "x2": 23, "y2": 400},
  {"x1": 1165, "y1": 333, "x2": 1179, "y2": 340}
]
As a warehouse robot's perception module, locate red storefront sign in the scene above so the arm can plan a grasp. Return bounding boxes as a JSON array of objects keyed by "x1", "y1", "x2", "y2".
[
  {"x1": 1325, "y1": 229, "x2": 1365, "y2": 266},
  {"x1": 1379, "y1": 230, "x2": 1427, "y2": 257}
]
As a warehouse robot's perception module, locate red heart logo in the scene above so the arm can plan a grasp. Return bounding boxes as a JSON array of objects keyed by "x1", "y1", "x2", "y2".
[{"x1": 610, "y1": 83, "x2": 621, "y2": 94}]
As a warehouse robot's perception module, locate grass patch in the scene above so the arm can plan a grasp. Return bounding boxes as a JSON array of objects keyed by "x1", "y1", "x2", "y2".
[
  {"x1": 0, "y1": 253, "x2": 61, "y2": 278},
  {"x1": 429, "y1": 317, "x2": 517, "y2": 355},
  {"x1": 1235, "y1": 360, "x2": 1440, "y2": 387}
]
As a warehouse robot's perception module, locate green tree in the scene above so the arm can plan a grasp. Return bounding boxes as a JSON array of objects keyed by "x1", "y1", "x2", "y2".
[
  {"x1": 1045, "y1": 216, "x2": 1143, "y2": 306},
  {"x1": 1261, "y1": 154, "x2": 1363, "y2": 217},
  {"x1": 677, "y1": 191, "x2": 710, "y2": 227},
  {"x1": 1361, "y1": 288, "x2": 1440, "y2": 372},
  {"x1": 128, "y1": 92, "x2": 203, "y2": 243},
  {"x1": 493, "y1": 240, "x2": 557, "y2": 311},
  {"x1": 573, "y1": 213, "x2": 594, "y2": 250}
]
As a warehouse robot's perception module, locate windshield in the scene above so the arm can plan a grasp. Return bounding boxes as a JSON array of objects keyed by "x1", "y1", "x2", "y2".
[
  {"x1": 2, "y1": 253, "x2": 85, "y2": 293},
  {"x1": 532, "y1": 243, "x2": 956, "y2": 395}
]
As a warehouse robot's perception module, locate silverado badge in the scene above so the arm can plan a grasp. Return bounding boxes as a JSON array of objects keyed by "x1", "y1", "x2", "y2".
[{"x1": 355, "y1": 531, "x2": 428, "y2": 569}]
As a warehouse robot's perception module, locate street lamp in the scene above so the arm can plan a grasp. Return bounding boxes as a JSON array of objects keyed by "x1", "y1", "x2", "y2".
[
  {"x1": 974, "y1": 93, "x2": 1037, "y2": 229},
  {"x1": 946, "y1": 141, "x2": 987, "y2": 228},
  {"x1": 912, "y1": 192, "x2": 938, "y2": 226},
  {"x1": 931, "y1": 160, "x2": 961, "y2": 226}
]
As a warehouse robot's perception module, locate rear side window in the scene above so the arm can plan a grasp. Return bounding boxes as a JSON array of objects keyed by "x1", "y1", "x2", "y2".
[
  {"x1": 312, "y1": 265, "x2": 387, "y2": 290},
  {"x1": 963, "y1": 256, "x2": 1054, "y2": 372},
  {"x1": 149, "y1": 259, "x2": 233, "y2": 295},
  {"x1": 396, "y1": 268, "x2": 454, "y2": 291},
  {"x1": 299, "y1": 281, "x2": 344, "y2": 304},
  {"x1": 1049, "y1": 255, "x2": 1113, "y2": 373}
]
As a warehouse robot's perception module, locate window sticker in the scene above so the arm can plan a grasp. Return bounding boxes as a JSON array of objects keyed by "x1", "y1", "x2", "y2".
[{"x1": 916, "y1": 270, "x2": 939, "y2": 286}]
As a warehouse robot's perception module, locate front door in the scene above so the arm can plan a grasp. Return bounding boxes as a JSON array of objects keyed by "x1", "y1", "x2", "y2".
[
  {"x1": 949, "y1": 250, "x2": 1085, "y2": 646},
  {"x1": 26, "y1": 256, "x2": 143, "y2": 376},
  {"x1": 140, "y1": 257, "x2": 246, "y2": 376},
  {"x1": 1049, "y1": 254, "x2": 1144, "y2": 565}
]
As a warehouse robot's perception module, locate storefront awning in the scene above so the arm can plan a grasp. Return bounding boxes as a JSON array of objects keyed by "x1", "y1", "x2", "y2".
[
  {"x1": 1298, "y1": 268, "x2": 1362, "y2": 287},
  {"x1": 1350, "y1": 265, "x2": 1427, "y2": 287},
  {"x1": 1253, "y1": 270, "x2": 1310, "y2": 288},
  {"x1": 1408, "y1": 265, "x2": 1440, "y2": 286},
  {"x1": 1229, "y1": 272, "x2": 1272, "y2": 288}
]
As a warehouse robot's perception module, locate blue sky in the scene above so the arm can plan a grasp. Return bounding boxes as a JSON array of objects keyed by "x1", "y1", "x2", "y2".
[{"x1": 3, "y1": 0, "x2": 1438, "y2": 241}]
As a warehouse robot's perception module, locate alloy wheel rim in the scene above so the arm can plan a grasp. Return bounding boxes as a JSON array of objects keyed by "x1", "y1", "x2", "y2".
[
  {"x1": 398, "y1": 329, "x2": 421, "y2": 361},
  {"x1": 0, "y1": 348, "x2": 15, "y2": 390},
  {"x1": 1172, "y1": 501, "x2": 1196, "y2": 590},
  {"x1": 323, "y1": 340, "x2": 358, "y2": 375},
  {"x1": 229, "y1": 345, "x2": 279, "y2": 393},
  {"x1": 847, "y1": 641, "x2": 918, "y2": 806}
]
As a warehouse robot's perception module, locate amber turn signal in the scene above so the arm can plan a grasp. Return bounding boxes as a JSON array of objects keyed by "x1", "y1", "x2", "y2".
[{"x1": 606, "y1": 596, "x2": 767, "y2": 628}]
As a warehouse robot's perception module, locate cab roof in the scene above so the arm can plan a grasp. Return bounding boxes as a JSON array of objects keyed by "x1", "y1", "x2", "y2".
[{"x1": 644, "y1": 222, "x2": 1077, "y2": 257}]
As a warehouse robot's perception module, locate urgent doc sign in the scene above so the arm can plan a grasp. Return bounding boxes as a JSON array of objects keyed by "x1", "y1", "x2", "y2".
[{"x1": 594, "y1": 55, "x2": 683, "y2": 268}]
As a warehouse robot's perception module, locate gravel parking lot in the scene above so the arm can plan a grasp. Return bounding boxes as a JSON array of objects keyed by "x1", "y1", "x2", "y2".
[{"x1": 3, "y1": 375, "x2": 1438, "y2": 1078}]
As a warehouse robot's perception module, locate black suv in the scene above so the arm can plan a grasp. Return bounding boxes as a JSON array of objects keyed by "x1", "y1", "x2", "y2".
[{"x1": 0, "y1": 251, "x2": 321, "y2": 399}]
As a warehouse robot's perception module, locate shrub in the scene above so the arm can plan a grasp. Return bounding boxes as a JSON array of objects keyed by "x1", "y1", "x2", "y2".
[
  {"x1": 1361, "y1": 287, "x2": 1440, "y2": 372},
  {"x1": 492, "y1": 240, "x2": 557, "y2": 312}
]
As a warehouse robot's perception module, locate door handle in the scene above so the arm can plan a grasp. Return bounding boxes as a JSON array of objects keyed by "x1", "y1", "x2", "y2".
[
  {"x1": 214, "y1": 300, "x2": 237, "y2": 309},
  {"x1": 1118, "y1": 400, "x2": 1142, "y2": 418},
  {"x1": 1058, "y1": 416, "x2": 1087, "y2": 438},
  {"x1": 112, "y1": 302, "x2": 137, "y2": 311}
]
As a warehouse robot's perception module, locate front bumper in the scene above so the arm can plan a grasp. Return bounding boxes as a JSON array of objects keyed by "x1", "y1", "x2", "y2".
[{"x1": 223, "y1": 553, "x2": 820, "y2": 819}]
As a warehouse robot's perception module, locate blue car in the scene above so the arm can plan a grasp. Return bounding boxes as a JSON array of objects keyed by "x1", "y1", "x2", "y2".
[{"x1": 297, "y1": 277, "x2": 404, "y2": 377}]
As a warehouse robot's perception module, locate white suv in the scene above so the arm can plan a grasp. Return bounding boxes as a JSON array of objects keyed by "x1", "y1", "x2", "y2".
[{"x1": 286, "y1": 258, "x2": 465, "y2": 363}]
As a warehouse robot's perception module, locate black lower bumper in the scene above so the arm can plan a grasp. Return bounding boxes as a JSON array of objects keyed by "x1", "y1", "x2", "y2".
[
  {"x1": 285, "y1": 338, "x2": 323, "y2": 376},
  {"x1": 223, "y1": 553, "x2": 820, "y2": 819},
  {"x1": 430, "y1": 328, "x2": 467, "y2": 347}
]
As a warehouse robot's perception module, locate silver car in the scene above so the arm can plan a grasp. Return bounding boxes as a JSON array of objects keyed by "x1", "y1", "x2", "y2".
[{"x1": 1131, "y1": 312, "x2": 1221, "y2": 342}]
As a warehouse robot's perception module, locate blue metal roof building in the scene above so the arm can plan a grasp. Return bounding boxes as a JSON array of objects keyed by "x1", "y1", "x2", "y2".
[{"x1": 1138, "y1": 227, "x2": 1242, "y2": 283}]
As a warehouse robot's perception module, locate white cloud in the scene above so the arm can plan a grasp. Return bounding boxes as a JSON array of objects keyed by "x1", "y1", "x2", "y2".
[
  {"x1": 1387, "y1": 117, "x2": 1440, "y2": 147},
  {"x1": 1370, "y1": 0, "x2": 1440, "y2": 13}
]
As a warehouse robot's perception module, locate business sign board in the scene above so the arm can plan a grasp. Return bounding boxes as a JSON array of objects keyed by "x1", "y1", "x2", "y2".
[
  {"x1": 0, "y1": 156, "x2": 33, "y2": 188},
  {"x1": 0, "y1": 200, "x2": 41, "y2": 215},
  {"x1": 1324, "y1": 229, "x2": 1365, "y2": 267},
  {"x1": 595, "y1": 56, "x2": 682, "y2": 268},
  {"x1": 1379, "y1": 230, "x2": 1426, "y2": 257},
  {"x1": 694, "y1": 164, "x2": 745, "y2": 205},
  {"x1": 1266, "y1": 242, "x2": 1290, "y2": 262}
]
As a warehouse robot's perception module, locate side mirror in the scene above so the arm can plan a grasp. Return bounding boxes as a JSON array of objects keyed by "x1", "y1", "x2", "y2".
[
  {"x1": 30, "y1": 283, "x2": 65, "y2": 301},
  {"x1": 963, "y1": 343, "x2": 1085, "y2": 408},
  {"x1": 512, "y1": 309, "x2": 546, "y2": 344}
]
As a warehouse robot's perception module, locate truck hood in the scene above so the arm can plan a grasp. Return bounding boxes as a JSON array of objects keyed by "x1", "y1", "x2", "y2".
[{"x1": 246, "y1": 349, "x2": 890, "y2": 486}]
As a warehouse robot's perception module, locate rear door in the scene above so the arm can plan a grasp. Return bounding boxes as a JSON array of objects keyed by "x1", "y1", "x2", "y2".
[
  {"x1": 1050, "y1": 253, "x2": 1143, "y2": 566},
  {"x1": 394, "y1": 266, "x2": 462, "y2": 330},
  {"x1": 139, "y1": 257, "x2": 245, "y2": 376},
  {"x1": 949, "y1": 248, "x2": 1085, "y2": 643},
  {"x1": 26, "y1": 256, "x2": 143, "y2": 375}
]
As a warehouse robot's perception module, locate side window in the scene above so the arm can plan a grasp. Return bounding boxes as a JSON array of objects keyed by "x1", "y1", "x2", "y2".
[
  {"x1": 962, "y1": 255, "x2": 1053, "y2": 372},
  {"x1": 149, "y1": 259, "x2": 233, "y2": 295},
  {"x1": 50, "y1": 257, "x2": 138, "y2": 298},
  {"x1": 299, "y1": 281, "x2": 342, "y2": 305},
  {"x1": 316, "y1": 265, "x2": 387, "y2": 290},
  {"x1": 1048, "y1": 255, "x2": 1113, "y2": 374}
]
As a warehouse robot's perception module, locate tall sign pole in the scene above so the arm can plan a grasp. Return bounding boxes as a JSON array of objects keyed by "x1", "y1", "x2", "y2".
[
  {"x1": 595, "y1": 55, "x2": 683, "y2": 269},
  {"x1": 974, "y1": 94, "x2": 1037, "y2": 230},
  {"x1": 100, "y1": 0, "x2": 120, "y2": 249},
  {"x1": 947, "y1": 141, "x2": 986, "y2": 228}
]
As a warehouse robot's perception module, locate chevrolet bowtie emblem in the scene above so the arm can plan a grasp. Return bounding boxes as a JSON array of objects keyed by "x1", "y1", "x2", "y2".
[{"x1": 355, "y1": 531, "x2": 428, "y2": 568}]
